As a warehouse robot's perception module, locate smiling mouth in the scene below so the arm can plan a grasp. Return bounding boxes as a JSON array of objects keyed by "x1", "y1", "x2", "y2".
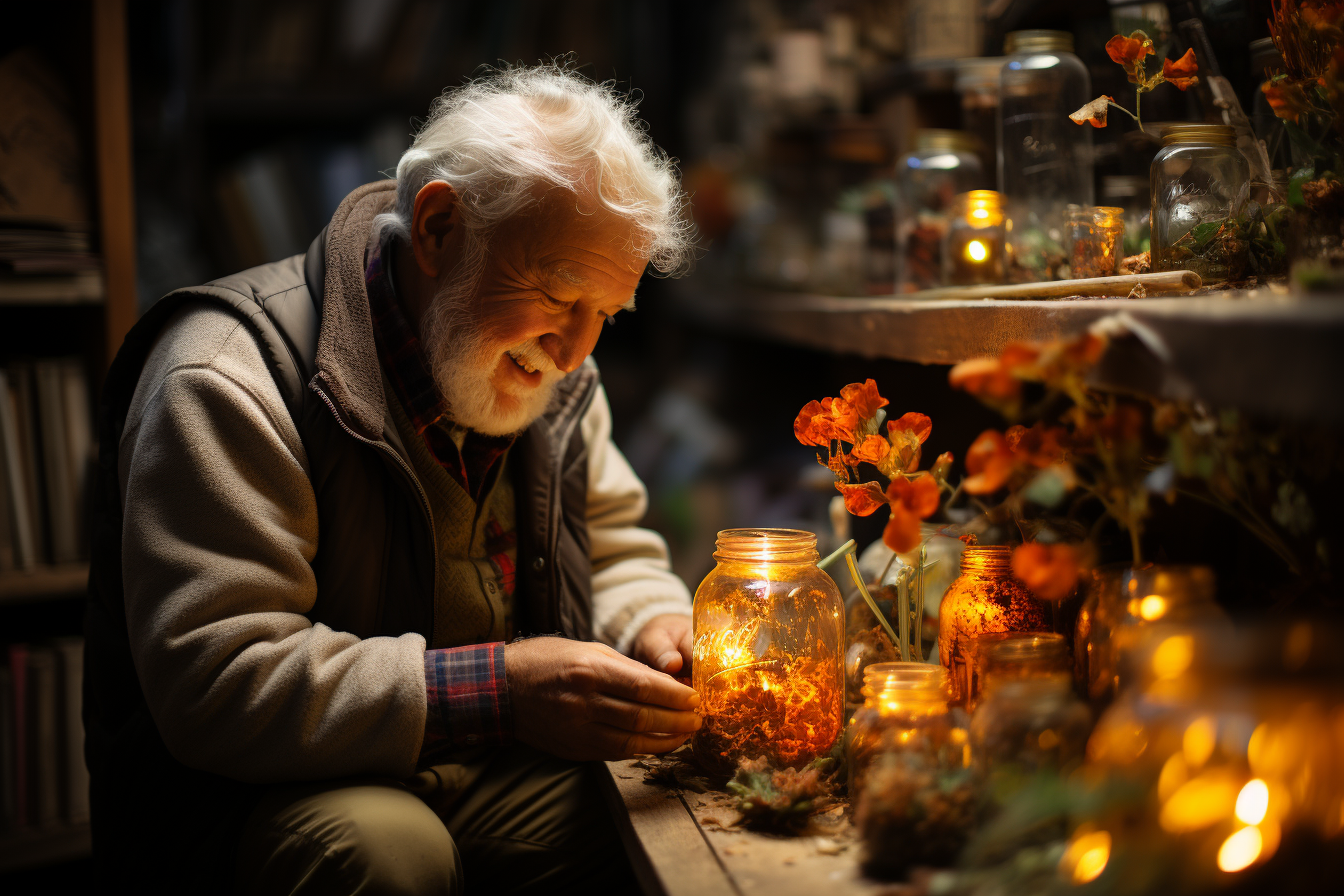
[{"x1": 506, "y1": 350, "x2": 540, "y2": 374}]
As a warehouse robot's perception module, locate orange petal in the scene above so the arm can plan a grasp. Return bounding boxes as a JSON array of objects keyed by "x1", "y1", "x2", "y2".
[
  {"x1": 1012, "y1": 543, "x2": 1081, "y2": 602},
  {"x1": 962, "y1": 430, "x2": 1014, "y2": 495},
  {"x1": 850, "y1": 434, "x2": 890, "y2": 465},
  {"x1": 794, "y1": 400, "x2": 829, "y2": 447},
  {"x1": 1070, "y1": 96, "x2": 1114, "y2": 128},
  {"x1": 1163, "y1": 49, "x2": 1199, "y2": 90},
  {"x1": 839, "y1": 379, "x2": 889, "y2": 420},
  {"x1": 882, "y1": 502, "x2": 922, "y2": 553},
  {"x1": 888, "y1": 412, "x2": 932, "y2": 445},
  {"x1": 836, "y1": 481, "x2": 888, "y2": 517}
]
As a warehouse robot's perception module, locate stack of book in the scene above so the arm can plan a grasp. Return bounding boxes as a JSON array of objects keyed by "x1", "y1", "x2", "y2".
[
  {"x1": 0, "y1": 638, "x2": 87, "y2": 832},
  {"x1": 0, "y1": 360, "x2": 94, "y2": 572},
  {"x1": 0, "y1": 222, "x2": 103, "y2": 304}
]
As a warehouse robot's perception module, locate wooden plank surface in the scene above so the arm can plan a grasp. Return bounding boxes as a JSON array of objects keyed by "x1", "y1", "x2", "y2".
[{"x1": 602, "y1": 759, "x2": 890, "y2": 896}]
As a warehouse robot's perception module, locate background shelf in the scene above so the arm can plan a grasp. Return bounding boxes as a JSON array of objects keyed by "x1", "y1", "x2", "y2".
[
  {"x1": 0, "y1": 824, "x2": 91, "y2": 874},
  {"x1": 0, "y1": 565, "x2": 89, "y2": 606}
]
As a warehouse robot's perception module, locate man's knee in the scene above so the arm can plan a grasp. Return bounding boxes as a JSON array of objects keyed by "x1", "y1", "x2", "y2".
[{"x1": 237, "y1": 782, "x2": 461, "y2": 896}]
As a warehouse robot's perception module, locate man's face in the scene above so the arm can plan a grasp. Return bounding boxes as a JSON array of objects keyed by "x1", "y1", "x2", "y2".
[{"x1": 421, "y1": 191, "x2": 647, "y2": 435}]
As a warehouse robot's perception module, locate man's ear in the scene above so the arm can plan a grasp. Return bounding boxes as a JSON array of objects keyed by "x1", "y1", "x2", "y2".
[{"x1": 409, "y1": 181, "x2": 462, "y2": 278}]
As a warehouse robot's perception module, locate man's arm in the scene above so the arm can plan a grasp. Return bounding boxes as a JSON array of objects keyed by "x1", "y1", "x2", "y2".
[
  {"x1": 580, "y1": 384, "x2": 694, "y2": 656},
  {"x1": 119, "y1": 309, "x2": 427, "y2": 784}
]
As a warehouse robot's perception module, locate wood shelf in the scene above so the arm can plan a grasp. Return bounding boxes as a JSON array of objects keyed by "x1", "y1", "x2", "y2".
[
  {"x1": 0, "y1": 823, "x2": 91, "y2": 873},
  {"x1": 678, "y1": 284, "x2": 1344, "y2": 423},
  {"x1": 0, "y1": 565, "x2": 89, "y2": 606}
]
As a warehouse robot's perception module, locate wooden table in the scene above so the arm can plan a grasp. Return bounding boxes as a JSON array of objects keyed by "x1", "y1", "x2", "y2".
[{"x1": 598, "y1": 758, "x2": 891, "y2": 896}]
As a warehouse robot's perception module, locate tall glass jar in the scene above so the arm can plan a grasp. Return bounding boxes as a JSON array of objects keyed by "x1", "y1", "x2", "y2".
[
  {"x1": 852, "y1": 664, "x2": 976, "y2": 878},
  {"x1": 998, "y1": 30, "x2": 1093, "y2": 282},
  {"x1": 1108, "y1": 565, "x2": 1229, "y2": 695},
  {"x1": 970, "y1": 675, "x2": 1091, "y2": 775},
  {"x1": 939, "y1": 546, "x2": 1051, "y2": 705},
  {"x1": 1151, "y1": 124, "x2": 1251, "y2": 282},
  {"x1": 1065, "y1": 206, "x2": 1125, "y2": 278},
  {"x1": 691, "y1": 529, "x2": 845, "y2": 774},
  {"x1": 896, "y1": 130, "x2": 984, "y2": 293},
  {"x1": 957, "y1": 57, "x2": 1006, "y2": 180},
  {"x1": 944, "y1": 190, "x2": 1006, "y2": 285}
]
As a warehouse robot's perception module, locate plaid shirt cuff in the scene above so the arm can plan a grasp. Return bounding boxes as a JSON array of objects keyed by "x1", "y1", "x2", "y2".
[{"x1": 421, "y1": 643, "x2": 511, "y2": 760}]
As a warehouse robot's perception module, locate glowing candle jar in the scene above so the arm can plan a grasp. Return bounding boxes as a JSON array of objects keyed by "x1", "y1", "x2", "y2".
[
  {"x1": 1065, "y1": 205, "x2": 1125, "y2": 278},
  {"x1": 691, "y1": 529, "x2": 845, "y2": 774},
  {"x1": 943, "y1": 190, "x2": 1006, "y2": 285}
]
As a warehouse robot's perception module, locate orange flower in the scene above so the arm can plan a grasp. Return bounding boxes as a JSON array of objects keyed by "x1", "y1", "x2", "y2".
[
  {"x1": 962, "y1": 429, "x2": 1015, "y2": 495},
  {"x1": 1012, "y1": 542, "x2": 1082, "y2": 602},
  {"x1": 1006, "y1": 423, "x2": 1070, "y2": 468},
  {"x1": 948, "y1": 357, "x2": 1020, "y2": 402},
  {"x1": 882, "y1": 474, "x2": 941, "y2": 553},
  {"x1": 1106, "y1": 31, "x2": 1153, "y2": 81},
  {"x1": 886, "y1": 412, "x2": 932, "y2": 473},
  {"x1": 1070, "y1": 96, "x2": 1114, "y2": 128},
  {"x1": 930, "y1": 451, "x2": 954, "y2": 482},
  {"x1": 822, "y1": 396, "x2": 859, "y2": 443},
  {"x1": 839, "y1": 379, "x2": 889, "y2": 420},
  {"x1": 849, "y1": 434, "x2": 890, "y2": 465},
  {"x1": 836, "y1": 481, "x2": 887, "y2": 517},
  {"x1": 1162, "y1": 49, "x2": 1199, "y2": 90},
  {"x1": 794, "y1": 400, "x2": 832, "y2": 447},
  {"x1": 1261, "y1": 77, "x2": 1314, "y2": 124}
]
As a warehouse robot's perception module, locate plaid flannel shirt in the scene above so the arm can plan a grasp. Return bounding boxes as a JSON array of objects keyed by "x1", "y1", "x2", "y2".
[{"x1": 365, "y1": 240, "x2": 513, "y2": 756}]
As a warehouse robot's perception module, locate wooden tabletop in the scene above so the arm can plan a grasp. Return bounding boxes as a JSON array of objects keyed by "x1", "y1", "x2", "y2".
[{"x1": 598, "y1": 758, "x2": 890, "y2": 896}]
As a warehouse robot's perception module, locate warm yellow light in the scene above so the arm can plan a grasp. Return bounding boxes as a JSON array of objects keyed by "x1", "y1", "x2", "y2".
[
  {"x1": 966, "y1": 240, "x2": 989, "y2": 262},
  {"x1": 1158, "y1": 752, "x2": 1188, "y2": 800},
  {"x1": 971, "y1": 207, "x2": 990, "y2": 220},
  {"x1": 1217, "y1": 826, "x2": 1263, "y2": 873},
  {"x1": 1160, "y1": 769, "x2": 1238, "y2": 833},
  {"x1": 1059, "y1": 830, "x2": 1111, "y2": 885},
  {"x1": 1183, "y1": 716, "x2": 1217, "y2": 768},
  {"x1": 1236, "y1": 779, "x2": 1269, "y2": 825},
  {"x1": 1139, "y1": 595, "x2": 1167, "y2": 621},
  {"x1": 1152, "y1": 635, "x2": 1194, "y2": 680}
]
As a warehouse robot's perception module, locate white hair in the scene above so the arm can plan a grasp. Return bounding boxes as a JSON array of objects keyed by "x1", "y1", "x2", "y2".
[{"x1": 374, "y1": 62, "x2": 695, "y2": 275}]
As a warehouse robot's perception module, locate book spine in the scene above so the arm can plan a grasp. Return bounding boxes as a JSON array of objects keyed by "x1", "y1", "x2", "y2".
[
  {"x1": 60, "y1": 360, "x2": 94, "y2": 560},
  {"x1": 7, "y1": 644, "x2": 27, "y2": 827},
  {"x1": 0, "y1": 665, "x2": 14, "y2": 830},
  {"x1": 54, "y1": 637, "x2": 89, "y2": 824},
  {"x1": 36, "y1": 361, "x2": 78, "y2": 564},
  {"x1": 0, "y1": 370, "x2": 37, "y2": 570},
  {"x1": 25, "y1": 647, "x2": 60, "y2": 828}
]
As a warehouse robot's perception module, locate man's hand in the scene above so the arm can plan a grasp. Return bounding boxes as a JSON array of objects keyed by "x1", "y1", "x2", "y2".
[
  {"x1": 505, "y1": 637, "x2": 701, "y2": 761},
  {"x1": 631, "y1": 613, "x2": 693, "y2": 675}
]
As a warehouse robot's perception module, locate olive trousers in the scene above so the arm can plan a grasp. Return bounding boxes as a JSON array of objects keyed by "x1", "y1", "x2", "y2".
[{"x1": 233, "y1": 744, "x2": 640, "y2": 896}]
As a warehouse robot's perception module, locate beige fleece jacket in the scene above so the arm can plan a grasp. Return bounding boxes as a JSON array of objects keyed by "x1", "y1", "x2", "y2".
[{"x1": 119, "y1": 297, "x2": 690, "y2": 784}]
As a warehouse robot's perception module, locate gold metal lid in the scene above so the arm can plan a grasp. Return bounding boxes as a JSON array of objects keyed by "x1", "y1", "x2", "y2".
[
  {"x1": 1004, "y1": 30, "x2": 1074, "y2": 55},
  {"x1": 915, "y1": 129, "x2": 979, "y2": 154},
  {"x1": 1162, "y1": 123, "x2": 1237, "y2": 147}
]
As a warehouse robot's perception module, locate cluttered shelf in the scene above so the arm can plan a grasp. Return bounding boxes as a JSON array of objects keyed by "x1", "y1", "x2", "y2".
[
  {"x1": 676, "y1": 283, "x2": 1344, "y2": 422},
  {"x1": 0, "y1": 566, "x2": 89, "y2": 606},
  {"x1": 0, "y1": 823, "x2": 90, "y2": 874}
]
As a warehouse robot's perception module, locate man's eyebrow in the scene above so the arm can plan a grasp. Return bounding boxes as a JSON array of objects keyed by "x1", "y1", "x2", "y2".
[{"x1": 550, "y1": 267, "x2": 589, "y2": 286}]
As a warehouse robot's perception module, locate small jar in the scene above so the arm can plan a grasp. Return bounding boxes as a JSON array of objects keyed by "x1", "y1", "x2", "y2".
[
  {"x1": 970, "y1": 675, "x2": 1091, "y2": 775},
  {"x1": 896, "y1": 130, "x2": 985, "y2": 293},
  {"x1": 1101, "y1": 175, "x2": 1152, "y2": 257},
  {"x1": 1065, "y1": 206, "x2": 1125, "y2": 278},
  {"x1": 944, "y1": 190, "x2": 1006, "y2": 285},
  {"x1": 852, "y1": 664, "x2": 975, "y2": 878},
  {"x1": 965, "y1": 631, "x2": 1071, "y2": 713},
  {"x1": 1151, "y1": 124, "x2": 1251, "y2": 281},
  {"x1": 691, "y1": 529, "x2": 845, "y2": 774},
  {"x1": 939, "y1": 546, "x2": 1051, "y2": 705},
  {"x1": 1108, "y1": 565, "x2": 1230, "y2": 695}
]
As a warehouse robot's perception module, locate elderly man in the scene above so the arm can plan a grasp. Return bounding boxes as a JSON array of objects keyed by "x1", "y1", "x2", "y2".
[{"x1": 85, "y1": 65, "x2": 699, "y2": 894}]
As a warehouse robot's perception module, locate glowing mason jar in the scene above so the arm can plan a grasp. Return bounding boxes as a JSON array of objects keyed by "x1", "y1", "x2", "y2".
[
  {"x1": 691, "y1": 529, "x2": 845, "y2": 774},
  {"x1": 943, "y1": 190, "x2": 1006, "y2": 285}
]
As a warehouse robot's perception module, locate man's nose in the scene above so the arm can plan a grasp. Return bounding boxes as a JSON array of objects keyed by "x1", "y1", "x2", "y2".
[{"x1": 539, "y1": 316, "x2": 601, "y2": 373}]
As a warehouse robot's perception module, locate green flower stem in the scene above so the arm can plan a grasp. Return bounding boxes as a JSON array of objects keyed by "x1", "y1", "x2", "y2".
[{"x1": 843, "y1": 549, "x2": 904, "y2": 658}]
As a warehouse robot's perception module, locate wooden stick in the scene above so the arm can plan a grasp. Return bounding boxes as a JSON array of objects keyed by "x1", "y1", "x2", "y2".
[{"x1": 909, "y1": 269, "x2": 1202, "y2": 302}]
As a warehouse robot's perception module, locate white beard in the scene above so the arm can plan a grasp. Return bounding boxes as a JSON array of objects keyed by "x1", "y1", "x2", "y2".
[{"x1": 420, "y1": 235, "x2": 565, "y2": 436}]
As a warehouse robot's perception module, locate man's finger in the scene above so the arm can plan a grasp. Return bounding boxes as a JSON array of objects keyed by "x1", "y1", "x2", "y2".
[
  {"x1": 587, "y1": 694, "x2": 702, "y2": 734},
  {"x1": 637, "y1": 624, "x2": 684, "y2": 674},
  {"x1": 597, "y1": 725, "x2": 693, "y2": 759},
  {"x1": 599, "y1": 653, "x2": 699, "y2": 710}
]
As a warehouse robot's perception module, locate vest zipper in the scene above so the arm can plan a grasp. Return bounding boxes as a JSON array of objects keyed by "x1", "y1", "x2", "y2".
[{"x1": 310, "y1": 379, "x2": 436, "y2": 589}]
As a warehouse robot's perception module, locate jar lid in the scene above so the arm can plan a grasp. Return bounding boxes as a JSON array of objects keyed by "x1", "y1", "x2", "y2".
[
  {"x1": 915, "y1": 129, "x2": 980, "y2": 155},
  {"x1": 1004, "y1": 30, "x2": 1074, "y2": 55},
  {"x1": 955, "y1": 57, "x2": 1007, "y2": 91},
  {"x1": 861, "y1": 661, "x2": 949, "y2": 701},
  {"x1": 1162, "y1": 123, "x2": 1237, "y2": 147}
]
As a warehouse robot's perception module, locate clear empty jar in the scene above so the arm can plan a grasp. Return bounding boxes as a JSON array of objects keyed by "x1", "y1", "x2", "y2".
[
  {"x1": 1151, "y1": 124, "x2": 1251, "y2": 282},
  {"x1": 897, "y1": 130, "x2": 984, "y2": 293},
  {"x1": 1065, "y1": 206, "x2": 1125, "y2": 278},
  {"x1": 944, "y1": 190, "x2": 1006, "y2": 285},
  {"x1": 999, "y1": 30, "x2": 1094, "y2": 281}
]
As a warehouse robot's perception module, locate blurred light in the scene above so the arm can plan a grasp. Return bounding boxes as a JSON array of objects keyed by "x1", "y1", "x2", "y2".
[
  {"x1": 1039, "y1": 728, "x2": 1060, "y2": 750},
  {"x1": 1217, "y1": 826, "x2": 1263, "y2": 872},
  {"x1": 1158, "y1": 753, "x2": 1188, "y2": 801},
  {"x1": 1236, "y1": 779, "x2": 1269, "y2": 825},
  {"x1": 966, "y1": 240, "x2": 989, "y2": 262},
  {"x1": 1183, "y1": 716, "x2": 1217, "y2": 768},
  {"x1": 971, "y1": 207, "x2": 990, "y2": 220},
  {"x1": 1139, "y1": 595, "x2": 1167, "y2": 621},
  {"x1": 1161, "y1": 770, "x2": 1238, "y2": 832},
  {"x1": 1153, "y1": 635, "x2": 1194, "y2": 680},
  {"x1": 1283, "y1": 622, "x2": 1312, "y2": 671},
  {"x1": 1059, "y1": 830, "x2": 1111, "y2": 884}
]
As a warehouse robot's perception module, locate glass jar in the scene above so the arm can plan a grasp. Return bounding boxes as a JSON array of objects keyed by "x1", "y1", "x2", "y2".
[
  {"x1": 944, "y1": 190, "x2": 1006, "y2": 285},
  {"x1": 847, "y1": 662, "x2": 960, "y2": 796},
  {"x1": 938, "y1": 546, "x2": 1051, "y2": 705},
  {"x1": 998, "y1": 30, "x2": 1094, "y2": 282},
  {"x1": 966, "y1": 631, "x2": 1071, "y2": 713},
  {"x1": 1065, "y1": 206, "x2": 1125, "y2": 278},
  {"x1": 1101, "y1": 175, "x2": 1152, "y2": 257},
  {"x1": 691, "y1": 529, "x2": 845, "y2": 774},
  {"x1": 1108, "y1": 565, "x2": 1229, "y2": 696},
  {"x1": 1073, "y1": 565, "x2": 1132, "y2": 703},
  {"x1": 896, "y1": 130, "x2": 984, "y2": 293},
  {"x1": 971, "y1": 675, "x2": 1091, "y2": 775},
  {"x1": 1151, "y1": 124, "x2": 1251, "y2": 282},
  {"x1": 852, "y1": 663, "x2": 976, "y2": 878},
  {"x1": 957, "y1": 57, "x2": 1006, "y2": 180}
]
